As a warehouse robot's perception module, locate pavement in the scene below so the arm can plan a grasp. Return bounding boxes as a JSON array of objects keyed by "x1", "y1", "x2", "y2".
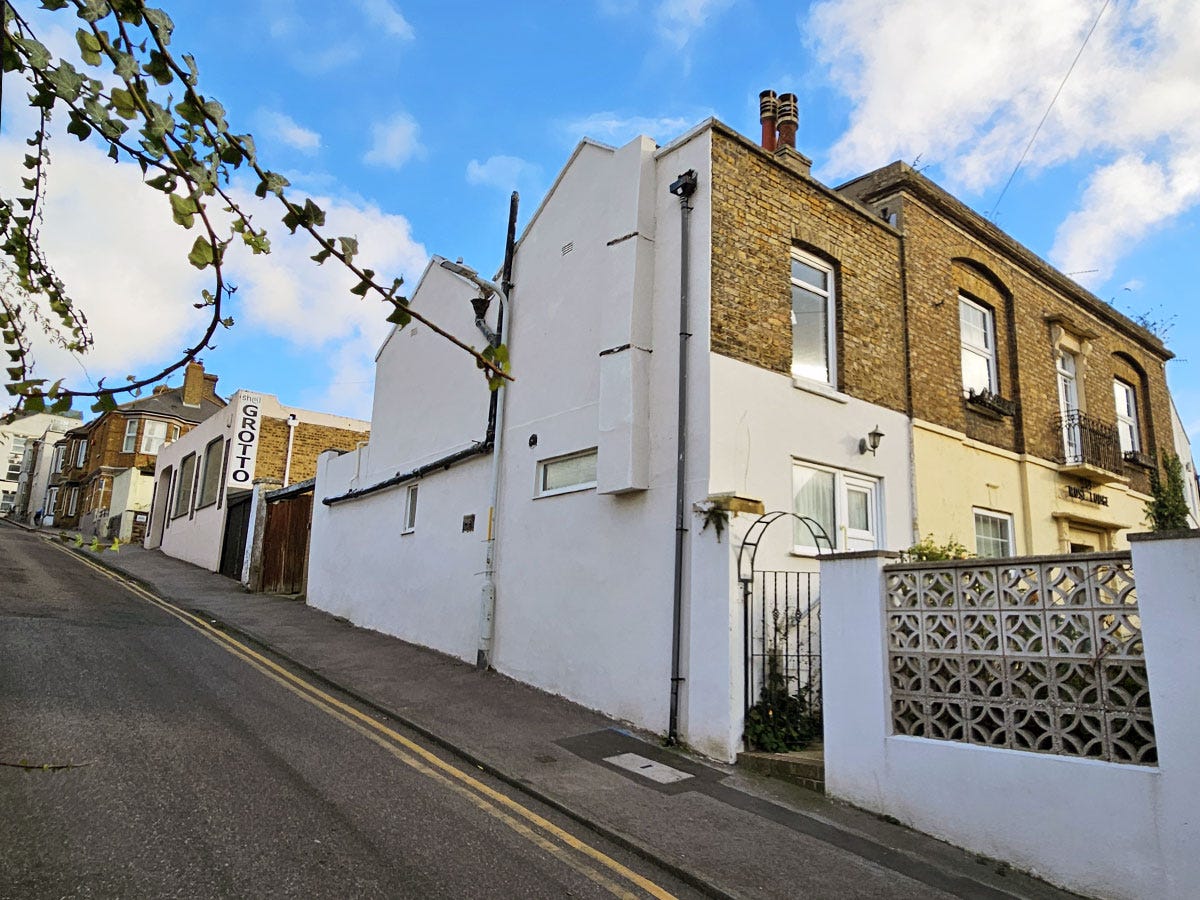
[{"x1": 8, "y1": 518, "x2": 1083, "y2": 900}]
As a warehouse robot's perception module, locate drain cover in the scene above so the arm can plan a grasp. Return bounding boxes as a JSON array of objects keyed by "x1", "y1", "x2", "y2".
[{"x1": 603, "y1": 753, "x2": 694, "y2": 784}]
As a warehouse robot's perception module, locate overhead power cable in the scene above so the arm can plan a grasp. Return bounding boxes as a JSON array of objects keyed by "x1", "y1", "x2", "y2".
[{"x1": 987, "y1": 0, "x2": 1112, "y2": 220}]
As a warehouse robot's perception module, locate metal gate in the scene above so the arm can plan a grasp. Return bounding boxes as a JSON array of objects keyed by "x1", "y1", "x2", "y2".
[
  {"x1": 261, "y1": 492, "x2": 313, "y2": 595},
  {"x1": 738, "y1": 512, "x2": 830, "y2": 746},
  {"x1": 219, "y1": 493, "x2": 252, "y2": 580},
  {"x1": 744, "y1": 570, "x2": 822, "y2": 718}
]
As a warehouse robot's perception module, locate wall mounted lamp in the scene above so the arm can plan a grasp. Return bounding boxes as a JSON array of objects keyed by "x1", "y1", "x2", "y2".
[{"x1": 859, "y1": 425, "x2": 884, "y2": 456}]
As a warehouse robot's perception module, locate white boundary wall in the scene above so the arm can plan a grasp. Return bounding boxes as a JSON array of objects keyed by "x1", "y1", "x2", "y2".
[{"x1": 822, "y1": 532, "x2": 1200, "y2": 900}]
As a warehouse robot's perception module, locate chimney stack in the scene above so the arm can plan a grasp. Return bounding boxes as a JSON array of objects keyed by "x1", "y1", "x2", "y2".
[
  {"x1": 776, "y1": 93, "x2": 798, "y2": 150},
  {"x1": 759, "y1": 90, "x2": 778, "y2": 153},
  {"x1": 182, "y1": 360, "x2": 206, "y2": 407}
]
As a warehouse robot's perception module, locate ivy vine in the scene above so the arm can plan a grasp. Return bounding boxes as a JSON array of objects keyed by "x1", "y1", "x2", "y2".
[{"x1": 0, "y1": 0, "x2": 509, "y2": 420}]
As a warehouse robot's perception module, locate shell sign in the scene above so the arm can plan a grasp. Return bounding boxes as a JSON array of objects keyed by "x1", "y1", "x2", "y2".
[{"x1": 227, "y1": 391, "x2": 263, "y2": 488}]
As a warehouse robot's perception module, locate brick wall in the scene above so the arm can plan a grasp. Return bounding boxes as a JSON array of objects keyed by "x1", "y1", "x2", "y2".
[
  {"x1": 256, "y1": 417, "x2": 368, "y2": 485},
  {"x1": 709, "y1": 129, "x2": 908, "y2": 411},
  {"x1": 892, "y1": 193, "x2": 1173, "y2": 473}
]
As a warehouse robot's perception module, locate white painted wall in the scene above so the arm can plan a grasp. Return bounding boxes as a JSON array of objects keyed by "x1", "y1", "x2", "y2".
[
  {"x1": 1168, "y1": 394, "x2": 1200, "y2": 526},
  {"x1": 821, "y1": 538, "x2": 1200, "y2": 900},
  {"x1": 308, "y1": 128, "x2": 745, "y2": 756},
  {"x1": 154, "y1": 403, "x2": 235, "y2": 571},
  {"x1": 108, "y1": 467, "x2": 154, "y2": 542}
]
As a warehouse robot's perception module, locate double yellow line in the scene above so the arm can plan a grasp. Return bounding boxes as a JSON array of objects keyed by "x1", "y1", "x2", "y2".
[{"x1": 55, "y1": 543, "x2": 678, "y2": 900}]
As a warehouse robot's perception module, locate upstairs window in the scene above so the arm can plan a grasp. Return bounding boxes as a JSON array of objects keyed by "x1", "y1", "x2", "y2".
[
  {"x1": 1113, "y1": 379, "x2": 1141, "y2": 454},
  {"x1": 790, "y1": 251, "x2": 836, "y2": 384},
  {"x1": 959, "y1": 296, "x2": 997, "y2": 396},
  {"x1": 122, "y1": 419, "x2": 139, "y2": 453},
  {"x1": 74, "y1": 439, "x2": 88, "y2": 469},
  {"x1": 51, "y1": 445, "x2": 64, "y2": 474},
  {"x1": 141, "y1": 420, "x2": 168, "y2": 455}
]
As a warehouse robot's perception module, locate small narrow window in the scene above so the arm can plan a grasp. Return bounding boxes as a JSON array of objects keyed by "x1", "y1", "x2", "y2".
[
  {"x1": 197, "y1": 438, "x2": 225, "y2": 508},
  {"x1": 122, "y1": 419, "x2": 139, "y2": 453},
  {"x1": 51, "y1": 445, "x2": 64, "y2": 473},
  {"x1": 67, "y1": 487, "x2": 79, "y2": 516},
  {"x1": 536, "y1": 449, "x2": 598, "y2": 497},
  {"x1": 959, "y1": 296, "x2": 997, "y2": 396},
  {"x1": 141, "y1": 420, "x2": 168, "y2": 455},
  {"x1": 75, "y1": 439, "x2": 88, "y2": 468},
  {"x1": 169, "y1": 424, "x2": 181, "y2": 442},
  {"x1": 1114, "y1": 379, "x2": 1141, "y2": 454},
  {"x1": 974, "y1": 509, "x2": 1014, "y2": 558},
  {"x1": 174, "y1": 453, "x2": 197, "y2": 518},
  {"x1": 402, "y1": 483, "x2": 419, "y2": 533},
  {"x1": 790, "y1": 250, "x2": 836, "y2": 384}
]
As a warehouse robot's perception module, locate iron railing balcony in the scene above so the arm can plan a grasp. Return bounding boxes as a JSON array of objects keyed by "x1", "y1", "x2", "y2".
[{"x1": 1056, "y1": 410, "x2": 1126, "y2": 483}]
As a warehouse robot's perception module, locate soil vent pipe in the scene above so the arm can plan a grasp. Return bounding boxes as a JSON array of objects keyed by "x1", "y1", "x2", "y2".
[{"x1": 667, "y1": 169, "x2": 697, "y2": 746}]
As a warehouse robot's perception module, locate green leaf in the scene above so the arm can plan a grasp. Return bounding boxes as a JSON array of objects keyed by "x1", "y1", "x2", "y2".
[
  {"x1": 75, "y1": 29, "x2": 103, "y2": 67},
  {"x1": 385, "y1": 307, "x2": 411, "y2": 327},
  {"x1": 187, "y1": 236, "x2": 214, "y2": 269},
  {"x1": 169, "y1": 193, "x2": 197, "y2": 228},
  {"x1": 110, "y1": 87, "x2": 138, "y2": 119},
  {"x1": 143, "y1": 8, "x2": 175, "y2": 43},
  {"x1": 311, "y1": 248, "x2": 332, "y2": 264},
  {"x1": 66, "y1": 115, "x2": 92, "y2": 141},
  {"x1": 339, "y1": 236, "x2": 358, "y2": 263},
  {"x1": 254, "y1": 171, "x2": 289, "y2": 198},
  {"x1": 25, "y1": 395, "x2": 46, "y2": 413}
]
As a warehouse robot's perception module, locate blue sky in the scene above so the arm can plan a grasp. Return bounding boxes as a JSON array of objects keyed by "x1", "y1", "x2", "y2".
[{"x1": 2, "y1": 0, "x2": 1197, "y2": 443}]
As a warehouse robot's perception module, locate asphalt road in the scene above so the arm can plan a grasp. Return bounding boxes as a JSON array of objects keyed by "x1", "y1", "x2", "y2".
[{"x1": 0, "y1": 526, "x2": 700, "y2": 899}]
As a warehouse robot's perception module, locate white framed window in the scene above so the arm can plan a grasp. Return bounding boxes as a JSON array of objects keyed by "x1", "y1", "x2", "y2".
[
  {"x1": 173, "y1": 452, "x2": 197, "y2": 518},
  {"x1": 122, "y1": 419, "x2": 139, "y2": 453},
  {"x1": 959, "y1": 295, "x2": 997, "y2": 396},
  {"x1": 974, "y1": 509, "x2": 1014, "y2": 558},
  {"x1": 141, "y1": 420, "x2": 168, "y2": 455},
  {"x1": 197, "y1": 438, "x2": 225, "y2": 508},
  {"x1": 0, "y1": 490, "x2": 14, "y2": 513},
  {"x1": 168, "y1": 423, "x2": 181, "y2": 442},
  {"x1": 74, "y1": 439, "x2": 88, "y2": 468},
  {"x1": 536, "y1": 449, "x2": 598, "y2": 498},
  {"x1": 402, "y1": 483, "x2": 419, "y2": 533},
  {"x1": 1114, "y1": 379, "x2": 1140, "y2": 454},
  {"x1": 6, "y1": 437, "x2": 25, "y2": 480},
  {"x1": 792, "y1": 461, "x2": 880, "y2": 553},
  {"x1": 67, "y1": 487, "x2": 79, "y2": 516},
  {"x1": 51, "y1": 445, "x2": 65, "y2": 473},
  {"x1": 790, "y1": 250, "x2": 836, "y2": 385},
  {"x1": 44, "y1": 486, "x2": 58, "y2": 516}
]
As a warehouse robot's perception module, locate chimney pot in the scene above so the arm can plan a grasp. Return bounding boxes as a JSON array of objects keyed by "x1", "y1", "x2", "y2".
[
  {"x1": 759, "y1": 89, "x2": 778, "y2": 153},
  {"x1": 776, "y1": 93, "x2": 799, "y2": 150}
]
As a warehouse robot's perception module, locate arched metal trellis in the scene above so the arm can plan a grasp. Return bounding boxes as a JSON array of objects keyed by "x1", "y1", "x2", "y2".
[{"x1": 737, "y1": 512, "x2": 831, "y2": 741}]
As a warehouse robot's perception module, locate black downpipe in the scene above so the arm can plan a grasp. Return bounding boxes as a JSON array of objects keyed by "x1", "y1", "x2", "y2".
[
  {"x1": 323, "y1": 191, "x2": 520, "y2": 508},
  {"x1": 667, "y1": 170, "x2": 697, "y2": 745}
]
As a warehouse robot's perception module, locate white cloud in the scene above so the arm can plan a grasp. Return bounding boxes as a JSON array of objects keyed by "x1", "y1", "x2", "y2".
[
  {"x1": 363, "y1": 113, "x2": 424, "y2": 169},
  {"x1": 655, "y1": 0, "x2": 734, "y2": 48},
  {"x1": 561, "y1": 112, "x2": 695, "y2": 146},
  {"x1": 0, "y1": 119, "x2": 429, "y2": 421},
  {"x1": 260, "y1": 110, "x2": 322, "y2": 154},
  {"x1": 0, "y1": 133, "x2": 208, "y2": 397},
  {"x1": 357, "y1": 0, "x2": 415, "y2": 40},
  {"x1": 807, "y1": 0, "x2": 1200, "y2": 284},
  {"x1": 466, "y1": 155, "x2": 541, "y2": 191}
]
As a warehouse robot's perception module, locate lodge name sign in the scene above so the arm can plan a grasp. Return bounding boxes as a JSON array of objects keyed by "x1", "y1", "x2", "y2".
[
  {"x1": 1067, "y1": 484, "x2": 1108, "y2": 506},
  {"x1": 227, "y1": 391, "x2": 263, "y2": 488}
]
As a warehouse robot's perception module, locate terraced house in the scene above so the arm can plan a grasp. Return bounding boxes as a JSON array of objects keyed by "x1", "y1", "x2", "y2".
[
  {"x1": 304, "y1": 95, "x2": 1194, "y2": 761},
  {"x1": 50, "y1": 361, "x2": 224, "y2": 541}
]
